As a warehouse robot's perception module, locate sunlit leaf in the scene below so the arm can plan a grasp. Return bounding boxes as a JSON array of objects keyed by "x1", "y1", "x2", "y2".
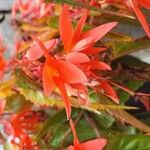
[{"x1": 0, "y1": 79, "x2": 15, "y2": 99}]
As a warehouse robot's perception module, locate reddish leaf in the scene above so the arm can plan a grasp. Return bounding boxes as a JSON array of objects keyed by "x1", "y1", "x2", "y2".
[
  {"x1": 27, "y1": 39, "x2": 57, "y2": 60},
  {"x1": 59, "y1": 4, "x2": 73, "y2": 51},
  {"x1": 129, "y1": 0, "x2": 150, "y2": 38},
  {"x1": 66, "y1": 52, "x2": 90, "y2": 64}
]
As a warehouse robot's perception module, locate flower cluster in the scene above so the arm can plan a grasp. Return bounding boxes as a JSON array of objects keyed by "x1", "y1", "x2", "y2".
[{"x1": 0, "y1": 0, "x2": 150, "y2": 149}]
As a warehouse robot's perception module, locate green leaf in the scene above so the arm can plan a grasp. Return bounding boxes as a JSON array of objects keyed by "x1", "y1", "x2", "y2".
[
  {"x1": 104, "y1": 134, "x2": 150, "y2": 150},
  {"x1": 106, "y1": 38, "x2": 150, "y2": 59},
  {"x1": 106, "y1": 32, "x2": 133, "y2": 42},
  {"x1": 47, "y1": 16, "x2": 59, "y2": 29},
  {"x1": 20, "y1": 88, "x2": 63, "y2": 107},
  {"x1": 36, "y1": 109, "x2": 68, "y2": 141},
  {"x1": 6, "y1": 94, "x2": 32, "y2": 113},
  {"x1": 118, "y1": 80, "x2": 144, "y2": 104},
  {"x1": 92, "y1": 112, "x2": 115, "y2": 129},
  {"x1": 4, "y1": 142, "x2": 16, "y2": 150},
  {"x1": 112, "y1": 55, "x2": 150, "y2": 69},
  {"x1": 15, "y1": 69, "x2": 41, "y2": 90},
  {"x1": 98, "y1": 94, "x2": 150, "y2": 133}
]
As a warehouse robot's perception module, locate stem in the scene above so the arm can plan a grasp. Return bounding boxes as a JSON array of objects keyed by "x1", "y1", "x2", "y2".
[
  {"x1": 84, "y1": 112, "x2": 101, "y2": 138},
  {"x1": 61, "y1": 110, "x2": 84, "y2": 146}
]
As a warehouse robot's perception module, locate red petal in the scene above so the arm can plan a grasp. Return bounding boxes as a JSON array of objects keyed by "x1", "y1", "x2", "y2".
[
  {"x1": 66, "y1": 52, "x2": 90, "y2": 64},
  {"x1": 81, "y1": 22, "x2": 117, "y2": 44},
  {"x1": 71, "y1": 38, "x2": 94, "y2": 52},
  {"x1": 57, "y1": 60, "x2": 87, "y2": 84},
  {"x1": 72, "y1": 22, "x2": 117, "y2": 52},
  {"x1": 137, "y1": 0, "x2": 150, "y2": 9},
  {"x1": 80, "y1": 139, "x2": 107, "y2": 150},
  {"x1": 129, "y1": 0, "x2": 150, "y2": 38},
  {"x1": 0, "y1": 100, "x2": 6, "y2": 115},
  {"x1": 82, "y1": 46, "x2": 107, "y2": 55},
  {"x1": 72, "y1": 10, "x2": 88, "y2": 44},
  {"x1": 59, "y1": 4, "x2": 73, "y2": 51},
  {"x1": 54, "y1": 78, "x2": 71, "y2": 119},
  {"x1": 100, "y1": 80, "x2": 119, "y2": 103},
  {"x1": 42, "y1": 63, "x2": 56, "y2": 96},
  {"x1": 27, "y1": 39, "x2": 57, "y2": 60},
  {"x1": 88, "y1": 60, "x2": 111, "y2": 71}
]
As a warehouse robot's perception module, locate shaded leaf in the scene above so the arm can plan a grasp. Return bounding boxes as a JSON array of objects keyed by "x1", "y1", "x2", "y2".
[
  {"x1": 98, "y1": 94, "x2": 150, "y2": 133},
  {"x1": 104, "y1": 134, "x2": 150, "y2": 150},
  {"x1": 106, "y1": 38, "x2": 150, "y2": 59},
  {"x1": 6, "y1": 94, "x2": 32, "y2": 113}
]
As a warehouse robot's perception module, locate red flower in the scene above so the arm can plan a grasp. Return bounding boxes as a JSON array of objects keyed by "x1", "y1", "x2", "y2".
[
  {"x1": 35, "y1": 39, "x2": 87, "y2": 119},
  {"x1": 12, "y1": 0, "x2": 53, "y2": 20},
  {"x1": 68, "y1": 119, "x2": 107, "y2": 150},
  {"x1": 10, "y1": 111, "x2": 39, "y2": 149},
  {"x1": 59, "y1": 4, "x2": 117, "y2": 53},
  {"x1": 59, "y1": 4, "x2": 113, "y2": 74}
]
